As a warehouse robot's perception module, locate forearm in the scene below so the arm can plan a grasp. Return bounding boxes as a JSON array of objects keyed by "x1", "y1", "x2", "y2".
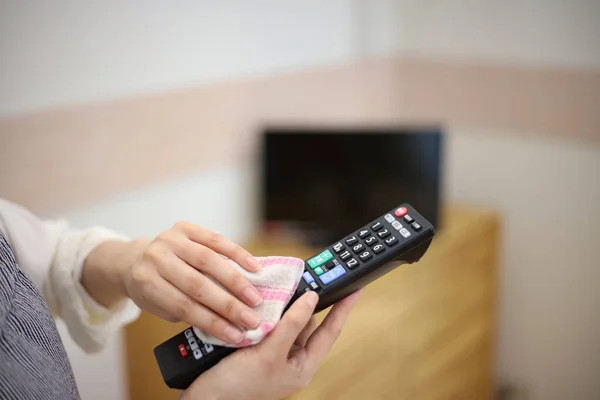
[{"x1": 81, "y1": 237, "x2": 150, "y2": 309}]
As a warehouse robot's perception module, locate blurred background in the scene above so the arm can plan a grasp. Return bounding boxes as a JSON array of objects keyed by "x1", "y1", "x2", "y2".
[{"x1": 1, "y1": 1, "x2": 599, "y2": 399}]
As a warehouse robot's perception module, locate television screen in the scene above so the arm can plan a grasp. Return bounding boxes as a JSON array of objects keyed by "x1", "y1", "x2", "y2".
[{"x1": 259, "y1": 126, "x2": 443, "y2": 244}]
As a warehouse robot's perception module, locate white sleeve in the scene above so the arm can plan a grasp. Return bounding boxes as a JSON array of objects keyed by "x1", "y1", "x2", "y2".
[{"x1": 0, "y1": 198, "x2": 140, "y2": 353}]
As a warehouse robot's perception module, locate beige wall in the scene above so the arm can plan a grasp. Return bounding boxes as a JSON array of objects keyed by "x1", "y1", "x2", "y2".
[{"x1": 2, "y1": 58, "x2": 598, "y2": 217}]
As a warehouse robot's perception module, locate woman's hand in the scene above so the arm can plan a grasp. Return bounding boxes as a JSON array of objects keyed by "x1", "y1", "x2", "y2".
[
  {"x1": 118, "y1": 222, "x2": 264, "y2": 344},
  {"x1": 181, "y1": 289, "x2": 363, "y2": 400}
]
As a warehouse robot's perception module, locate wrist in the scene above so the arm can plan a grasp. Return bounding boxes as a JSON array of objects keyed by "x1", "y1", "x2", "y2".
[
  {"x1": 116, "y1": 237, "x2": 151, "y2": 296},
  {"x1": 81, "y1": 237, "x2": 149, "y2": 309}
]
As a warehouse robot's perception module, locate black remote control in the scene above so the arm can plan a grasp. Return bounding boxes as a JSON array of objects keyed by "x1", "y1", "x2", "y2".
[{"x1": 153, "y1": 203, "x2": 435, "y2": 390}]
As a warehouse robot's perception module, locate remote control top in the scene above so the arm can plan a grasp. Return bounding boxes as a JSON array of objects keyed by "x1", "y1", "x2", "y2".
[{"x1": 154, "y1": 203, "x2": 435, "y2": 390}]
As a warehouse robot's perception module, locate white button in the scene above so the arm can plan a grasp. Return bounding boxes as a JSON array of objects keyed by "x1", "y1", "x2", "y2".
[
  {"x1": 399, "y1": 228, "x2": 411, "y2": 238},
  {"x1": 189, "y1": 337, "x2": 197, "y2": 347},
  {"x1": 190, "y1": 342, "x2": 199, "y2": 351},
  {"x1": 205, "y1": 344, "x2": 214, "y2": 353},
  {"x1": 184, "y1": 329, "x2": 193, "y2": 339},
  {"x1": 384, "y1": 214, "x2": 395, "y2": 223},
  {"x1": 193, "y1": 349, "x2": 203, "y2": 359},
  {"x1": 391, "y1": 221, "x2": 402, "y2": 230}
]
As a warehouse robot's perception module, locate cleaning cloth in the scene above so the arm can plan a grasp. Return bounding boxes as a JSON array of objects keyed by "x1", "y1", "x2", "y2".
[{"x1": 193, "y1": 256, "x2": 305, "y2": 348}]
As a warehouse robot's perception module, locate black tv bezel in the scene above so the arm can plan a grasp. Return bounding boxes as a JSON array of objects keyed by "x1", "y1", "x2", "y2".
[{"x1": 257, "y1": 125, "x2": 444, "y2": 241}]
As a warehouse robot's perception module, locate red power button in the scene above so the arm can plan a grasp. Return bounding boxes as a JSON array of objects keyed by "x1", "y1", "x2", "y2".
[
  {"x1": 179, "y1": 344, "x2": 188, "y2": 357},
  {"x1": 394, "y1": 207, "x2": 408, "y2": 217}
]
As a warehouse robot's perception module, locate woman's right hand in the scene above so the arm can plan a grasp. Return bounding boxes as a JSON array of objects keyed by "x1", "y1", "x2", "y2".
[
  {"x1": 122, "y1": 222, "x2": 264, "y2": 345},
  {"x1": 181, "y1": 289, "x2": 363, "y2": 400}
]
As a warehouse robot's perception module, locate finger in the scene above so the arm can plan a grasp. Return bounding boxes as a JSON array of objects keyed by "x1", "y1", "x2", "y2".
[
  {"x1": 173, "y1": 221, "x2": 261, "y2": 272},
  {"x1": 141, "y1": 271, "x2": 246, "y2": 344},
  {"x1": 155, "y1": 250, "x2": 261, "y2": 330},
  {"x1": 304, "y1": 289, "x2": 363, "y2": 370},
  {"x1": 262, "y1": 291, "x2": 318, "y2": 355},
  {"x1": 294, "y1": 317, "x2": 317, "y2": 348},
  {"x1": 166, "y1": 233, "x2": 263, "y2": 307}
]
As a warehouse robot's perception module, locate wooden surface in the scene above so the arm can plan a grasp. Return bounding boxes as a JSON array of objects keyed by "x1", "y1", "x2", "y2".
[{"x1": 124, "y1": 205, "x2": 500, "y2": 400}]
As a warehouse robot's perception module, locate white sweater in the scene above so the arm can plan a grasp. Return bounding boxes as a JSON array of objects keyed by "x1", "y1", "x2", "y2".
[{"x1": 0, "y1": 198, "x2": 140, "y2": 353}]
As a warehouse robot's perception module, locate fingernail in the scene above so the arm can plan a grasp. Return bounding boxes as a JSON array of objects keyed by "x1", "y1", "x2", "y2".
[
  {"x1": 224, "y1": 326, "x2": 244, "y2": 343},
  {"x1": 247, "y1": 256, "x2": 261, "y2": 271},
  {"x1": 306, "y1": 291, "x2": 318, "y2": 307},
  {"x1": 240, "y1": 309, "x2": 260, "y2": 328},
  {"x1": 243, "y1": 287, "x2": 262, "y2": 306}
]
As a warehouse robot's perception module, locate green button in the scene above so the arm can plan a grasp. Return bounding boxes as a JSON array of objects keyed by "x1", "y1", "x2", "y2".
[
  {"x1": 314, "y1": 267, "x2": 324, "y2": 276},
  {"x1": 307, "y1": 249, "x2": 333, "y2": 269}
]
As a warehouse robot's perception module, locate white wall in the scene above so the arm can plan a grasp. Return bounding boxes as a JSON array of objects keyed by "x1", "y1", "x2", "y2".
[
  {"x1": 2, "y1": 1, "x2": 600, "y2": 400},
  {"x1": 4, "y1": 0, "x2": 599, "y2": 118},
  {"x1": 0, "y1": 0, "x2": 358, "y2": 117},
  {"x1": 362, "y1": 0, "x2": 600, "y2": 69}
]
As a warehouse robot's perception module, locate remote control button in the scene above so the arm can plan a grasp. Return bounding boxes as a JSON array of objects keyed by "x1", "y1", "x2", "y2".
[
  {"x1": 319, "y1": 265, "x2": 347, "y2": 285},
  {"x1": 384, "y1": 213, "x2": 395, "y2": 223},
  {"x1": 359, "y1": 251, "x2": 372, "y2": 261},
  {"x1": 399, "y1": 228, "x2": 411, "y2": 238},
  {"x1": 345, "y1": 236, "x2": 358, "y2": 246},
  {"x1": 377, "y1": 229, "x2": 391, "y2": 239},
  {"x1": 411, "y1": 222, "x2": 422, "y2": 231},
  {"x1": 352, "y1": 243, "x2": 365, "y2": 254},
  {"x1": 302, "y1": 271, "x2": 315, "y2": 284},
  {"x1": 184, "y1": 329, "x2": 194, "y2": 339},
  {"x1": 384, "y1": 236, "x2": 398, "y2": 246},
  {"x1": 358, "y1": 229, "x2": 370, "y2": 238},
  {"x1": 364, "y1": 236, "x2": 378, "y2": 246},
  {"x1": 346, "y1": 258, "x2": 359, "y2": 269},
  {"x1": 371, "y1": 222, "x2": 383, "y2": 231},
  {"x1": 193, "y1": 349, "x2": 203, "y2": 360},
  {"x1": 333, "y1": 242, "x2": 345, "y2": 253},
  {"x1": 395, "y1": 207, "x2": 408, "y2": 217},
  {"x1": 314, "y1": 267, "x2": 325, "y2": 276},
  {"x1": 324, "y1": 260, "x2": 336, "y2": 269},
  {"x1": 391, "y1": 221, "x2": 402, "y2": 230},
  {"x1": 179, "y1": 344, "x2": 188, "y2": 357},
  {"x1": 403, "y1": 215, "x2": 414, "y2": 224},
  {"x1": 339, "y1": 250, "x2": 351, "y2": 261},
  {"x1": 310, "y1": 281, "x2": 319, "y2": 290},
  {"x1": 190, "y1": 341, "x2": 199, "y2": 351},
  {"x1": 372, "y1": 244, "x2": 385, "y2": 254},
  {"x1": 204, "y1": 343, "x2": 214, "y2": 353},
  {"x1": 307, "y1": 249, "x2": 333, "y2": 269}
]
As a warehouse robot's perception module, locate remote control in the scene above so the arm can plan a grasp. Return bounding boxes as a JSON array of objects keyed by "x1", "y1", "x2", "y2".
[{"x1": 154, "y1": 203, "x2": 435, "y2": 390}]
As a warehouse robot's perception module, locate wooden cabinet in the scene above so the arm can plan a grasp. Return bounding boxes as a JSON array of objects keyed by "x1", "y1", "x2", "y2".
[{"x1": 124, "y1": 205, "x2": 500, "y2": 400}]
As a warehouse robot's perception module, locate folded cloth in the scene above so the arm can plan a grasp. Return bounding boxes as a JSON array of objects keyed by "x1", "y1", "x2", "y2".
[{"x1": 193, "y1": 256, "x2": 305, "y2": 348}]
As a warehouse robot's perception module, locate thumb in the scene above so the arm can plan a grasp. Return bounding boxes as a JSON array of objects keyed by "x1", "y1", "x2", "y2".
[{"x1": 261, "y1": 291, "x2": 318, "y2": 355}]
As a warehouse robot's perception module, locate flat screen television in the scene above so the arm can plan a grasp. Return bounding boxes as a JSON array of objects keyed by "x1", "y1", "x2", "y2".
[{"x1": 259, "y1": 126, "x2": 443, "y2": 245}]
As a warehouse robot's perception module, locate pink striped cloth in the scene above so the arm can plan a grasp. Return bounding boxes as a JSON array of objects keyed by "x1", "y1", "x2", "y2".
[{"x1": 193, "y1": 256, "x2": 305, "y2": 348}]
